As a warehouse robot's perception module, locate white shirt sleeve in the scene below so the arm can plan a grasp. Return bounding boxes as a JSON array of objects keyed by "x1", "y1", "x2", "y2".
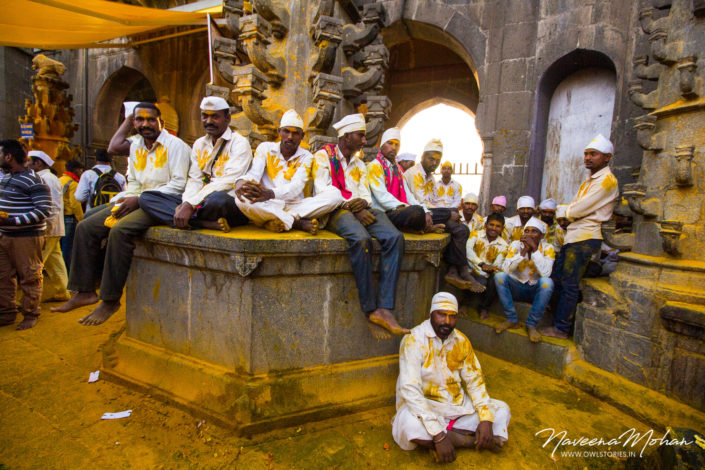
[
  {"x1": 367, "y1": 160, "x2": 405, "y2": 211},
  {"x1": 530, "y1": 245, "x2": 555, "y2": 278}
]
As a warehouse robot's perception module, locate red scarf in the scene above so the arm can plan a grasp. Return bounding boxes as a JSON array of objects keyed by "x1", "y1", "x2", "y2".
[
  {"x1": 376, "y1": 153, "x2": 407, "y2": 204},
  {"x1": 323, "y1": 144, "x2": 352, "y2": 200},
  {"x1": 64, "y1": 171, "x2": 80, "y2": 182}
]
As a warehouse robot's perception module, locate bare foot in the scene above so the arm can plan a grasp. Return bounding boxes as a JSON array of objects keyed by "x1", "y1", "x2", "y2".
[
  {"x1": 51, "y1": 292, "x2": 99, "y2": 313},
  {"x1": 263, "y1": 219, "x2": 286, "y2": 233},
  {"x1": 462, "y1": 276, "x2": 486, "y2": 293},
  {"x1": 367, "y1": 320, "x2": 392, "y2": 340},
  {"x1": 527, "y1": 325, "x2": 542, "y2": 342},
  {"x1": 201, "y1": 218, "x2": 231, "y2": 233},
  {"x1": 479, "y1": 309, "x2": 489, "y2": 320},
  {"x1": 293, "y1": 217, "x2": 319, "y2": 235},
  {"x1": 448, "y1": 430, "x2": 476, "y2": 448},
  {"x1": 16, "y1": 317, "x2": 38, "y2": 330},
  {"x1": 79, "y1": 300, "x2": 120, "y2": 326},
  {"x1": 444, "y1": 274, "x2": 485, "y2": 293},
  {"x1": 495, "y1": 320, "x2": 519, "y2": 334},
  {"x1": 538, "y1": 326, "x2": 569, "y2": 339},
  {"x1": 368, "y1": 308, "x2": 410, "y2": 336},
  {"x1": 425, "y1": 223, "x2": 445, "y2": 234}
]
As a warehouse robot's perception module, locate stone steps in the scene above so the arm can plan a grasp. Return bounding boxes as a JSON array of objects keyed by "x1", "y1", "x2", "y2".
[{"x1": 455, "y1": 308, "x2": 577, "y2": 379}]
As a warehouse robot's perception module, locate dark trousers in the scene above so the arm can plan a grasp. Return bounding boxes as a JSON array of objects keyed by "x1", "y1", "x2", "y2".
[
  {"x1": 138, "y1": 190, "x2": 249, "y2": 228},
  {"x1": 550, "y1": 238, "x2": 602, "y2": 333},
  {"x1": 473, "y1": 272, "x2": 498, "y2": 310},
  {"x1": 386, "y1": 205, "x2": 426, "y2": 232},
  {"x1": 61, "y1": 215, "x2": 77, "y2": 275},
  {"x1": 430, "y1": 208, "x2": 469, "y2": 267},
  {"x1": 327, "y1": 208, "x2": 404, "y2": 314},
  {"x1": 67, "y1": 204, "x2": 155, "y2": 302}
]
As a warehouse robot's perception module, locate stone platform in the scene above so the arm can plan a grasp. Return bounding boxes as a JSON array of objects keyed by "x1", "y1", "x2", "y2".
[{"x1": 101, "y1": 226, "x2": 448, "y2": 434}]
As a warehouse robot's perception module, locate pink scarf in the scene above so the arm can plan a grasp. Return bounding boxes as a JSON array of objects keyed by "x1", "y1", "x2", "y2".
[
  {"x1": 376, "y1": 153, "x2": 408, "y2": 204},
  {"x1": 323, "y1": 144, "x2": 352, "y2": 200}
]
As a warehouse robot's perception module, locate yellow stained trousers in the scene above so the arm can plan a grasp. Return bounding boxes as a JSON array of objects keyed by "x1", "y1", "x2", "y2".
[{"x1": 41, "y1": 236, "x2": 69, "y2": 301}]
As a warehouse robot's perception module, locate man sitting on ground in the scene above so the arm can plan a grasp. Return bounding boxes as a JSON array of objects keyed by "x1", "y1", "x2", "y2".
[
  {"x1": 460, "y1": 193, "x2": 484, "y2": 232},
  {"x1": 543, "y1": 134, "x2": 619, "y2": 340},
  {"x1": 52, "y1": 102, "x2": 190, "y2": 325},
  {"x1": 436, "y1": 162, "x2": 462, "y2": 210},
  {"x1": 0, "y1": 140, "x2": 52, "y2": 330},
  {"x1": 235, "y1": 109, "x2": 343, "y2": 234},
  {"x1": 139, "y1": 96, "x2": 251, "y2": 232},
  {"x1": 28, "y1": 150, "x2": 70, "y2": 302},
  {"x1": 466, "y1": 213, "x2": 508, "y2": 319},
  {"x1": 396, "y1": 152, "x2": 416, "y2": 172},
  {"x1": 404, "y1": 139, "x2": 483, "y2": 293},
  {"x1": 312, "y1": 113, "x2": 407, "y2": 339},
  {"x1": 494, "y1": 217, "x2": 555, "y2": 342},
  {"x1": 504, "y1": 195, "x2": 537, "y2": 242},
  {"x1": 538, "y1": 198, "x2": 564, "y2": 251},
  {"x1": 393, "y1": 292, "x2": 510, "y2": 463},
  {"x1": 367, "y1": 127, "x2": 436, "y2": 233}
]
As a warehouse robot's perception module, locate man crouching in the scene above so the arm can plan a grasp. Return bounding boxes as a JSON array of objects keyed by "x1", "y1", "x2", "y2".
[{"x1": 392, "y1": 292, "x2": 510, "y2": 463}]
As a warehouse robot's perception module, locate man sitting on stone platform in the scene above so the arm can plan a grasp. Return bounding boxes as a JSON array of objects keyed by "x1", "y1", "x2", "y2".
[
  {"x1": 52, "y1": 102, "x2": 190, "y2": 325},
  {"x1": 367, "y1": 127, "x2": 437, "y2": 234},
  {"x1": 460, "y1": 193, "x2": 484, "y2": 232},
  {"x1": 436, "y1": 162, "x2": 462, "y2": 210},
  {"x1": 494, "y1": 217, "x2": 555, "y2": 342},
  {"x1": 392, "y1": 292, "x2": 510, "y2": 463},
  {"x1": 311, "y1": 113, "x2": 407, "y2": 340},
  {"x1": 504, "y1": 195, "x2": 539, "y2": 242},
  {"x1": 537, "y1": 198, "x2": 565, "y2": 252},
  {"x1": 139, "y1": 96, "x2": 251, "y2": 232},
  {"x1": 542, "y1": 134, "x2": 619, "y2": 340},
  {"x1": 466, "y1": 213, "x2": 508, "y2": 320},
  {"x1": 234, "y1": 109, "x2": 343, "y2": 234},
  {"x1": 404, "y1": 139, "x2": 484, "y2": 293},
  {"x1": 396, "y1": 152, "x2": 416, "y2": 172}
]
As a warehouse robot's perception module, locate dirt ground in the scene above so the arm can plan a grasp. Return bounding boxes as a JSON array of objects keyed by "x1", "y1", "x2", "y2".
[{"x1": 0, "y1": 300, "x2": 656, "y2": 469}]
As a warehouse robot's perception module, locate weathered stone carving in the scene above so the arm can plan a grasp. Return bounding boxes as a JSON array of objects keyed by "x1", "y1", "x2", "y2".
[
  {"x1": 633, "y1": 55, "x2": 663, "y2": 81},
  {"x1": 239, "y1": 14, "x2": 285, "y2": 86},
  {"x1": 231, "y1": 253, "x2": 262, "y2": 277},
  {"x1": 19, "y1": 55, "x2": 80, "y2": 175},
  {"x1": 364, "y1": 95, "x2": 391, "y2": 152},
  {"x1": 676, "y1": 56, "x2": 698, "y2": 99},
  {"x1": 251, "y1": 0, "x2": 289, "y2": 39},
  {"x1": 623, "y1": 183, "x2": 660, "y2": 217},
  {"x1": 659, "y1": 220, "x2": 684, "y2": 256},
  {"x1": 309, "y1": 15, "x2": 344, "y2": 79},
  {"x1": 673, "y1": 145, "x2": 694, "y2": 186},
  {"x1": 342, "y1": 41, "x2": 389, "y2": 98},
  {"x1": 232, "y1": 66, "x2": 282, "y2": 141},
  {"x1": 213, "y1": 36, "x2": 240, "y2": 83},
  {"x1": 660, "y1": 301, "x2": 705, "y2": 339},
  {"x1": 341, "y1": 3, "x2": 386, "y2": 56},
  {"x1": 307, "y1": 73, "x2": 343, "y2": 138},
  {"x1": 222, "y1": 0, "x2": 244, "y2": 37},
  {"x1": 628, "y1": 80, "x2": 658, "y2": 110},
  {"x1": 649, "y1": 28, "x2": 678, "y2": 65}
]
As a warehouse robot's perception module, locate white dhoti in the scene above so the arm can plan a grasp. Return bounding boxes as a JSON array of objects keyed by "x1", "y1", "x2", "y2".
[
  {"x1": 391, "y1": 399, "x2": 511, "y2": 451},
  {"x1": 235, "y1": 187, "x2": 344, "y2": 230}
]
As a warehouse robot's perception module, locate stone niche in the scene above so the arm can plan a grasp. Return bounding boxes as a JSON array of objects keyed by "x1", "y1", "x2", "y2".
[{"x1": 102, "y1": 227, "x2": 448, "y2": 433}]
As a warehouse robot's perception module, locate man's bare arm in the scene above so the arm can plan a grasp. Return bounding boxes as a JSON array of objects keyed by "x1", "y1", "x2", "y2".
[{"x1": 107, "y1": 114, "x2": 134, "y2": 156}]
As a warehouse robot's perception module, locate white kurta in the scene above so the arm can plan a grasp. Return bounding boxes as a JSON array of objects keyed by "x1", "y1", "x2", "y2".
[
  {"x1": 367, "y1": 157, "x2": 428, "y2": 212},
  {"x1": 313, "y1": 145, "x2": 371, "y2": 204},
  {"x1": 435, "y1": 179, "x2": 462, "y2": 209},
  {"x1": 403, "y1": 163, "x2": 440, "y2": 208},
  {"x1": 36, "y1": 169, "x2": 64, "y2": 237},
  {"x1": 564, "y1": 166, "x2": 619, "y2": 244},
  {"x1": 392, "y1": 319, "x2": 510, "y2": 450},
  {"x1": 466, "y1": 230, "x2": 509, "y2": 278},
  {"x1": 501, "y1": 240, "x2": 556, "y2": 285},
  {"x1": 182, "y1": 127, "x2": 252, "y2": 206},
  {"x1": 237, "y1": 142, "x2": 344, "y2": 229}
]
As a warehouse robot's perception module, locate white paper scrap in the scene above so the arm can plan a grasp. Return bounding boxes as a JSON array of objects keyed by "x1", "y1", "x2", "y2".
[
  {"x1": 88, "y1": 371, "x2": 100, "y2": 383},
  {"x1": 101, "y1": 410, "x2": 132, "y2": 420}
]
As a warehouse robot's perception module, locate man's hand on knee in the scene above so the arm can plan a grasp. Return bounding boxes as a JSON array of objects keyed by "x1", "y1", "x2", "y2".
[
  {"x1": 113, "y1": 197, "x2": 139, "y2": 218},
  {"x1": 433, "y1": 432, "x2": 456, "y2": 462},
  {"x1": 475, "y1": 421, "x2": 494, "y2": 449},
  {"x1": 173, "y1": 202, "x2": 195, "y2": 229},
  {"x1": 354, "y1": 209, "x2": 376, "y2": 226}
]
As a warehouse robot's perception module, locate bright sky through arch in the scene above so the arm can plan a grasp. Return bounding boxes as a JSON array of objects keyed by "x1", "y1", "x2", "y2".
[{"x1": 399, "y1": 103, "x2": 484, "y2": 195}]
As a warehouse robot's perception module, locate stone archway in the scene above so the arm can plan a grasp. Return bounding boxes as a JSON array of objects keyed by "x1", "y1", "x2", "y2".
[
  {"x1": 382, "y1": 19, "x2": 480, "y2": 127},
  {"x1": 92, "y1": 66, "x2": 156, "y2": 147}
]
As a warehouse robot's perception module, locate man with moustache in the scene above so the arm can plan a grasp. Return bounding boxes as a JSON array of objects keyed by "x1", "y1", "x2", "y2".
[
  {"x1": 537, "y1": 198, "x2": 564, "y2": 251},
  {"x1": 466, "y1": 213, "x2": 508, "y2": 319},
  {"x1": 52, "y1": 102, "x2": 190, "y2": 325},
  {"x1": 392, "y1": 292, "x2": 510, "y2": 462},
  {"x1": 504, "y1": 195, "x2": 539, "y2": 242},
  {"x1": 436, "y1": 162, "x2": 462, "y2": 210},
  {"x1": 543, "y1": 134, "x2": 619, "y2": 340},
  {"x1": 460, "y1": 193, "x2": 484, "y2": 232},
  {"x1": 494, "y1": 217, "x2": 555, "y2": 342},
  {"x1": 312, "y1": 113, "x2": 407, "y2": 340},
  {"x1": 367, "y1": 128, "x2": 435, "y2": 233},
  {"x1": 234, "y1": 109, "x2": 343, "y2": 234},
  {"x1": 404, "y1": 139, "x2": 484, "y2": 293},
  {"x1": 139, "y1": 96, "x2": 251, "y2": 232}
]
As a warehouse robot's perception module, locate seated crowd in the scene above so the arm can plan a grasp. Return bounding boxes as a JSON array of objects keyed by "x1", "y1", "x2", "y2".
[{"x1": 0, "y1": 99, "x2": 619, "y2": 462}]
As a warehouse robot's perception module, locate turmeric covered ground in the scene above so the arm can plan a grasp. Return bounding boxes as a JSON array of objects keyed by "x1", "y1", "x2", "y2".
[{"x1": 0, "y1": 301, "x2": 654, "y2": 469}]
